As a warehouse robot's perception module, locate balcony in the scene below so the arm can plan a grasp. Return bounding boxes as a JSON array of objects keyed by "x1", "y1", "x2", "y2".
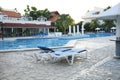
[{"x1": 0, "y1": 17, "x2": 51, "y2": 25}]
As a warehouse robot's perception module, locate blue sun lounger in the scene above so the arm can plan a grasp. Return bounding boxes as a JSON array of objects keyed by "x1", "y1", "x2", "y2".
[{"x1": 36, "y1": 46, "x2": 87, "y2": 65}]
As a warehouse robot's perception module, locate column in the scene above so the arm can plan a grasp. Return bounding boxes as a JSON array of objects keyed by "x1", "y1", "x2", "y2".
[
  {"x1": 115, "y1": 17, "x2": 120, "y2": 58},
  {"x1": 81, "y1": 22, "x2": 85, "y2": 35},
  {"x1": 22, "y1": 28, "x2": 25, "y2": 36},
  {"x1": 73, "y1": 26, "x2": 76, "y2": 35},
  {"x1": 44, "y1": 28, "x2": 46, "y2": 33},
  {"x1": 11, "y1": 28, "x2": 14, "y2": 37},
  {"x1": 68, "y1": 25, "x2": 72, "y2": 35},
  {"x1": 12, "y1": 28, "x2": 13, "y2": 32},
  {"x1": 54, "y1": 27, "x2": 56, "y2": 32},
  {"x1": 77, "y1": 25, "x2": 80, "y2": 34},
  {"x1": 39, "y1": 28, "x2": 41, "y2": 33},
  {"x1": 47, "y1": 28, "x2": 49, "y2": 35}
]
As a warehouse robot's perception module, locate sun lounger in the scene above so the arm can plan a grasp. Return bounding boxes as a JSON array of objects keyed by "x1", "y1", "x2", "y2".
[
  {"x1": 35, "y1": 46, "x2": 87, "y2": 65},
  {"x1": 51, "y1": 48, "x2": 87, "y2": 65},
  {"x1": 34, "y1": 46, "x2": 72, "y2": 63}
]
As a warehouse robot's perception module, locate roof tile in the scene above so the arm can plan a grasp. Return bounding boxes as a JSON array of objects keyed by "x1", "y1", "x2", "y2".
[{"x1": 0, "y1": 10, "x2": 21, "y2": 18}]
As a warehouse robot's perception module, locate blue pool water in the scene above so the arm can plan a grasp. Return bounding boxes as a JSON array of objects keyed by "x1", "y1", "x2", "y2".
[{"x1": 0, "y1": 33, "x2": 114, "y2": 50}]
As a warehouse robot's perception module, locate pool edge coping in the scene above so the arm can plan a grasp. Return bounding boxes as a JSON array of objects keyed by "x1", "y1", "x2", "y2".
[{"x1": 0, "y1": 46, "x2": 73, "y2": 53}]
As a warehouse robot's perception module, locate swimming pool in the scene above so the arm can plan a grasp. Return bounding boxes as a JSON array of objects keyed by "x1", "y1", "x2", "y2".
[{"x1": 0, "y1": 33, "x2": 114, "y2": 50}]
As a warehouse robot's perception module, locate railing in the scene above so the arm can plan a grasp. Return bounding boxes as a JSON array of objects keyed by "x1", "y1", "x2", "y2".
[{"x1": 0, "y1": 18, "x2": 51, "y2": 25}]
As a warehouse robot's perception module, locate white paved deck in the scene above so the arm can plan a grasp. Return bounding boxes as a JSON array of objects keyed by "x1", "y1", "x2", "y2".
[{"x1": 0, "y1": 36, "x2": 120, "y2": 80}]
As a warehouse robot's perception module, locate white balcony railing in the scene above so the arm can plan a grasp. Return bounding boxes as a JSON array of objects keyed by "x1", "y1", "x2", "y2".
[{"x1": 0, "y1": 18, "x2": 51, "y2": 25}]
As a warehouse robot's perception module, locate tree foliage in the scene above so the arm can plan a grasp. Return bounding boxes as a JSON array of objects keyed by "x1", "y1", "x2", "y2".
[
  {"x1": 76, "y1": 21, "x2": 83, "y2": 29},
  {"x1": 84, "y1": 22, "x2": 91, "y2": 32},
  {"x1": 102, "y1": 20, "x2": 115, "y2": 31},
  {"x1": 55, "y1": 14, "x2": 74, "y2": 34},
  {"x1": 0, "y1": 6, "x2": 2, "y2": 11},
  {"x1": 24, "y1": 5, "x2": 51, "y2": 20},
  {"x1": 104, "y1": 6, "x2": 111, "y2": 11},
  {"x1": 89, "y1": 19, "x2": 100, "y2": 31},
  {"x1": 24, "y1": 5, "x2": 30, "y2": 15}
]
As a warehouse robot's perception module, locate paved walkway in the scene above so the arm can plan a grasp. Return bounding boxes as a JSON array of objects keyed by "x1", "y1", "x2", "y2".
[{"x1": 0, "y1": 36, "x2": 120, "y2": 80}]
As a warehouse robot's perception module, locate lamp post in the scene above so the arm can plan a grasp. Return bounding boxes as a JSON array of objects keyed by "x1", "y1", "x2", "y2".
[{"x1": 0, "y1": 21, "x2": 3, "y2": 40}]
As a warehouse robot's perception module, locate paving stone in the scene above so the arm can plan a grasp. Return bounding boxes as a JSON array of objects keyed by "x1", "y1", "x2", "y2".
[{"x1": 0, "y1": 36, "x2": 120, "y2": 80}]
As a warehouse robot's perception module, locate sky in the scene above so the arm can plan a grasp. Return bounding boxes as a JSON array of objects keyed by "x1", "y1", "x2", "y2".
[{"x1": 0, "y1": 0, "x2": 120, "y2": 23}]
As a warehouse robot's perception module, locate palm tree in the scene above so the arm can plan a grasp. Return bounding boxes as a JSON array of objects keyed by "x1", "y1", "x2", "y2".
[
  {"x1": 42, "y1": 8, "x2": 51, "y2": 19},
  {"x1": 102, "y1": 20, "x2": 115, "y2": 32},
  {"x1": 24, "y1": 6, "x2": 51, "y2": 20},
  {"x1": 29, "y1": 7, "x2": 38, "y2": 20},
  {"x1": 24, "y1": 5, "x2": 30, "y2": 16},
  {"x1": 84, "y1": 22, "x2": 91, "y2": 32},
  {"x1": 56, "y1": 14, "x2": 74, "y2": 34},
  {"x1": 89, "y1": 19, "x2": 100, "y2": 32}
]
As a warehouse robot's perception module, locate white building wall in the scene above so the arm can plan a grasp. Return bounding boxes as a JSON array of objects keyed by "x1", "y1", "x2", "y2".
[{"x1": 82, "y1": 7, "x2": 104, "y2": 23}]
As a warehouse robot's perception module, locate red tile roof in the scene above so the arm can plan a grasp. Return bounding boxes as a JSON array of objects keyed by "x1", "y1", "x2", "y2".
[
  {"x1": 0, "y1": 10, "x2": 21, "y2": 18},
  {"x1": 51, "y1": 11, "x2": 60, "y2": 15},
  {"x1": 48, "y1": 11, "x2": 60, "y2": 22},
  {"x1": 48, "y1": 15, "x2": 60, "y2": 22}
]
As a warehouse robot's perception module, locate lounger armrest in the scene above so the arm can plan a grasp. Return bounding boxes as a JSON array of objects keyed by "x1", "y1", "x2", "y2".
[
  {"x1": 37, "y1": 46, "x2": 55, "y2": 53},
  {"x1": 77, "y1": 50, "x2": 87, "y2": 53}
]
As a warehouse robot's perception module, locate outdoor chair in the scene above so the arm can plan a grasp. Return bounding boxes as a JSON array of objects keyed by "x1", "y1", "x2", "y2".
[
  {"x1": 50, "y1": 48, "x2": 87, "y2": 65},
  {"x1": 34, "y1": 45, "x2": 87, "y2": 65},
  {"x1": 34, "y1": 46, "x2": 72, "y2": 63}
]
